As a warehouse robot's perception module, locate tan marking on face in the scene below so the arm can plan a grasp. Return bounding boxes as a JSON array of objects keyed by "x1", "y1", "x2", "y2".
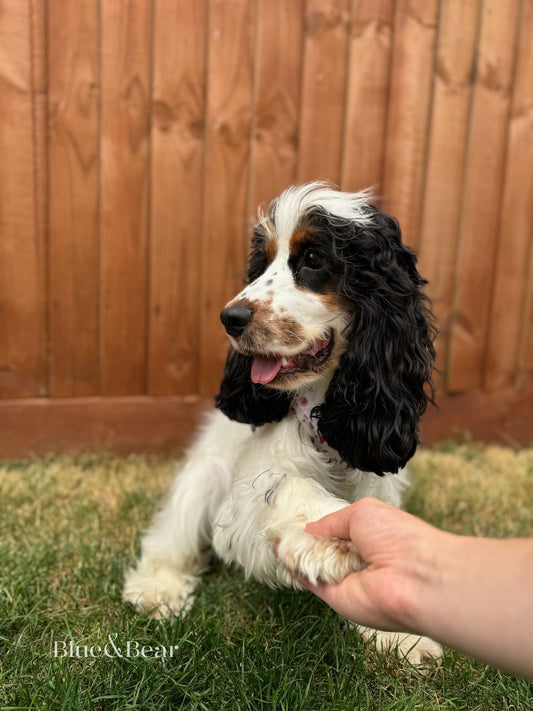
[
  {"x1": 265, "y1": 236, "x2": 278, "y2": 262},
  {"x1": 276, "y1": 315, "x2": 304, "y2": 349},
  {"x1": 289, "y1": 227, "x2": 316, "y2": 256},
  {"x1": 242, "y1": 312, "x2": 305, "y2": 354},
  {"x1": 226, "y1": 296, "x2": 273, "y2": 323},
  {"x1": 317, "y1": 289, "x2": 346, "y2": 314},
  {"x1": 223, "y1": 297, "x2": 306, "y2": 354}
]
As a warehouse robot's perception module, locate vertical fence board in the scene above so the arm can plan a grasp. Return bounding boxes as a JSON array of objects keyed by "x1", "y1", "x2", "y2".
[
  {"x1": 297, "y1": 0, "x2": 350, "y2": 185},
  {"x1": 48, "y1": 0, "x2": 100, "y2": 397},
  {"x1": 484, "y1": 0, "x2": 533, "y2": 390},
  {"x1": 447, "y1": 0, "x2": 521, "y2": 392},
  {"x1": 100, "y1": 0, "x2": 152, "y2": 396},
  {"x1": 148, "y1": 0, "x2": 207, "y2": 395},
  {"x1": 341, "y1": 0, "x2": 394, "y2": 193},
  {"x1": 29, "y1": 0, "x2": 48, "y2": 390},
  {"x1": 382, "y1": 0, "x2": 439, "y2": 248},
  {"x1": 199, "y1": 0, "x2": 256, "y2": 394},
  {"x1": 250, "y1": 0, "x2": 304, "y2": 212},
  {"x1": 417, "y1": 0, "x2": 481, "y2": 378},
  {"x1": 0, "y1": 2, "x2": 47, "y2": 397},
  {"x1": 522, "y1": 248, "x2": 533, "y2": 373}
]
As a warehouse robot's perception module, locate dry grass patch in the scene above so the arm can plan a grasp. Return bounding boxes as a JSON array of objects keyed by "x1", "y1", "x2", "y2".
[
  {"x1": 0, "y1": 453, "x2": 175, "y2": 547},
  {"x1": 408, "y1": 444, "x2": 533, "y2": 538}
]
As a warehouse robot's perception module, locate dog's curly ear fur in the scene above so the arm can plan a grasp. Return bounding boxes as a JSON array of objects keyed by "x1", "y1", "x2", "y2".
[
  {"x1": 315, "y1": 208, "x2": 436, "y2": 475},
  {"x1": 215, "y1": 348, "x2": 292, "y2": 427}
]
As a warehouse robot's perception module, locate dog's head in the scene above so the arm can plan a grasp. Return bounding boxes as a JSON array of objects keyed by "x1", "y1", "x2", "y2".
[{"x1": 216, "y1": 182, "x2": 436, "y2": 475}]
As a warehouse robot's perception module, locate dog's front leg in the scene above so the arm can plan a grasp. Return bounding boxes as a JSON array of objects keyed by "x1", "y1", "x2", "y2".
[
  {"x1": 123, "y1": 410, "x2": 248, "y2": 618},
  {"x1": 213, "y1": 473, "x2": 364, "y2": 589},
  {"x1": 123, "y1": 453, "x2": 232, "y2": 618}
]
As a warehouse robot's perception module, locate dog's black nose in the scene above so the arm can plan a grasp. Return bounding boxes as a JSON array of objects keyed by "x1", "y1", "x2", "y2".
[{"x1": 220, "y1": 305, "x2": 254, "y2": 338}]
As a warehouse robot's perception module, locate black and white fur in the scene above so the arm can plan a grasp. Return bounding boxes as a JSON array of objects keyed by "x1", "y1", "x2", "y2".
[{"x1": 124, "y1": 183, "x2": 440, "y2": 664}]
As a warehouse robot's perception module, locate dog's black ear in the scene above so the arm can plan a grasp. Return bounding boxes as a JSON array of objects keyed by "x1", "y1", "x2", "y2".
[
  {"x1": 315, "y1": 208, "x2": 436, "y2": 475},
  {"x1": 215, "y1": 348, "x2": 292, "y2": 427}
]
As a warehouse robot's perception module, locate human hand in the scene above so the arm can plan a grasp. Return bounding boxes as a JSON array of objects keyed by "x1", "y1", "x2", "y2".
[
  {"x1": 302, "y1": 497, "x2": 448, "y2": 634},
  {"x1": 303, "y1": 497, "x2": 533, "y2": 679}
]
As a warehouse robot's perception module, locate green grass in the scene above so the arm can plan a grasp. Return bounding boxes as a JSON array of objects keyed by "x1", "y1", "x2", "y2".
[{"x1": 1, "y1": 447, "x2": 532, "y2": 710}]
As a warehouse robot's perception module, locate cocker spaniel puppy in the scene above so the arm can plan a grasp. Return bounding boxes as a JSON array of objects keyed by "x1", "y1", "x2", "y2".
[{"x1": 124, "y1": 182, "x2": 441, "y2": 664}]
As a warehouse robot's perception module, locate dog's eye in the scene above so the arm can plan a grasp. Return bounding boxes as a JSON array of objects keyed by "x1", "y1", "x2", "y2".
[{"x1": 303, "y1": 248, "x2": 323, "y2": 270}]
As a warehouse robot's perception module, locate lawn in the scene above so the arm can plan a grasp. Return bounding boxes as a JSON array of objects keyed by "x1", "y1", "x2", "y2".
[{"x1": 1, "y1": 445, "x2": 532, "y2": 710}]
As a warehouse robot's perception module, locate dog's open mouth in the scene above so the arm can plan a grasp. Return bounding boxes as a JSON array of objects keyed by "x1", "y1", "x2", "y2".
[{"x1": 250, "y1": 332, "x2": 334, "y2": 385}]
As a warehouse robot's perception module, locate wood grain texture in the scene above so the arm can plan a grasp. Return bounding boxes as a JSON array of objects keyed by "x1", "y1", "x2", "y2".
[
  {"x1": 29, "y1": 0, "x2": 48, "y2": 381},
  {"x1": 199, "y1": 0, "x2": 256, "y2": 395},
  {"x1": 417, "y1": 0, "x2": 481, "y2": 379},
  {"x1": 382, "y1": 0, "x2": 439, "y2": 248},
  {"x1": 48, "y1": 0, "x2": 100, "y2": 397},
  {"x1": 341, "y1": 0, "x2": 394, "y2": 193},
  {"x1": 0, "y1": 395, "x2": 211, "y2": 458},
  {"x1": 447, "y1": 0, "x2": 521, "y2": 392},
  {"x1": 522, "y1": 250, "x2": 533, "y2": 373},
  {"x1": 0, "y1": 1, "x2": 47, "y2": 397},
  {"x1": 421, "y1": 374, "x2": 533, "y2": 448},
  {"x1": 250, "y1": 0, "x2": 304, "y2": 213},
  {"x1": 1, "y1": 376, "x2": 531, "y2": 459},
  {"x1": 484, "y1": 0, "x2": 533, "y2": 390},
  {"x1": 297, "y1": 0, "x2": 350, "y2": 185},
  {"x1": 148, "y1": 0, "x2": 208, "y2": 395},
  {"x1": 100, "y1": 0, "x2": 152, "y2": 396}
]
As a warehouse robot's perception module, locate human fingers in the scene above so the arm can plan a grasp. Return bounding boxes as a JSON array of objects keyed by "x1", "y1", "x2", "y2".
[
  {"x1": 305, "y1": 498, "x2": 396, "y2": 541},
  {"x1": 301, "y1": 572, "x2": 377, "y2": 626},
  {"x1": 302, "y1": 572, "x2": 408, "y2": 632},
  {"x1": 304, "y1": 504, "x2": 355, "y2": 540}
]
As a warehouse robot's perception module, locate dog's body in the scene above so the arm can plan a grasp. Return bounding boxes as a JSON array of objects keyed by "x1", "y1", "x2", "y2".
[{"x1": 124, "y1": 183, "x2": 441, "y2": 664}]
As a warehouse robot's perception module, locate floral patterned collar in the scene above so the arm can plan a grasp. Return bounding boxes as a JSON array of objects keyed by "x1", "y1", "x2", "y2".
[{"x1": 291, "y1": 384, "x2": 348, "y2": 470}]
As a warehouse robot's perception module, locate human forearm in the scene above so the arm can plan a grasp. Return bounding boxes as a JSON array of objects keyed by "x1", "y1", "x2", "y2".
[{"x1": 413, "y1": 533, "x2": 533, "y2": 678}]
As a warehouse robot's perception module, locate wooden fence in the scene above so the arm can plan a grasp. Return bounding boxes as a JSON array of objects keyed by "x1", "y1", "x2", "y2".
[{"x1": 0, "y1": 0, "x2": 532, "y2": 456}]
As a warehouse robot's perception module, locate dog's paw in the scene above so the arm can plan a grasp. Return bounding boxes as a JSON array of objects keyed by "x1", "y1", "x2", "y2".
[
  {"x1": 276, "y1": 526, "x2": 364, "y2": 587},
  {"x1": 357, "y1": 626, "x2": 443, "y2": 668},
  {"x1": 123, "y1": 563, "x2": 199, "y2": 619}
]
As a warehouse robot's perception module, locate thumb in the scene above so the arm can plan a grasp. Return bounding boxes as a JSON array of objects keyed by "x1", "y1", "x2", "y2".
[{"x1": 305, "y1": 504, "x2": 356, "y2": 540}]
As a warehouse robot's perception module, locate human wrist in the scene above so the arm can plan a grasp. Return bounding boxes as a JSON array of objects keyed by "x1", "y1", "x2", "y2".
[{"x1": 393, "y1": 526, "x2": 460, "y2": 635}]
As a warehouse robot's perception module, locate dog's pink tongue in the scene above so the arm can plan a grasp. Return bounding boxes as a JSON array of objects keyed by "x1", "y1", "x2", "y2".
[{"x1": 251, "y1": 356, "x2": 282, "y2": 384}]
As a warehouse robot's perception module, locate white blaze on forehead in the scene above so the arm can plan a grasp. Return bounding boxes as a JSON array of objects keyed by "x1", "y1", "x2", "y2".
[
  {"x1": 238, "y1": 257, "x2": 294, "y2": 302},
  {"x1": 267, "y1": 181, "x2": 375, "y2": 255},
  {"x1": 230, "y1": 183, "x2": 374, "y2": 349}
]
